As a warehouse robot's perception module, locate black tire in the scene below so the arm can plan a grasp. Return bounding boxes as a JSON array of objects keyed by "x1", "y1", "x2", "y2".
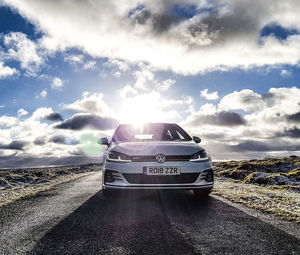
[{"x1": 193, "y1": 188, "x2": 212, "y2": 199}]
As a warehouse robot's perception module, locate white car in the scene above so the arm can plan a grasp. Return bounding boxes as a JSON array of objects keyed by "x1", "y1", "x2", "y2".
[{"x1": 99, "y1": 123, "x2": 213, "y2": 198}]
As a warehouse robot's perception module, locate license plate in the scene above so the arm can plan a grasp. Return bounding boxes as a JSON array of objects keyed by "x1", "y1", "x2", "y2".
[{"x1": 146, "y1": 167, "x2": 181, "y2": 175}]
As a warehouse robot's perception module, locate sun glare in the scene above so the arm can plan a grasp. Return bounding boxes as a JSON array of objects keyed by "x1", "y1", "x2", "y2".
[{"x1": 118, "y1": 94, "x2": 165, "y2": 125}]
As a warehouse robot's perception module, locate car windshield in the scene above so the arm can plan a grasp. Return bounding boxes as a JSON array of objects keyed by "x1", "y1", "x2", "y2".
[{"x1": 112, "y1": 123, "x2": 192, "y2": 143}]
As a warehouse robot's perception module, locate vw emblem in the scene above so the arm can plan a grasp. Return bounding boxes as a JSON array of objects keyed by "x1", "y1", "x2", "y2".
[{"x1": 156, "y1": 153, "x2": 166, "y2": 163}]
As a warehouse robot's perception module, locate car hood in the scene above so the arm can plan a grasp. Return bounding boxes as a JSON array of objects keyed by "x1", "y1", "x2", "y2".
[{"x1": 110, "y1": 141, "x2": 204, "y2": 156}]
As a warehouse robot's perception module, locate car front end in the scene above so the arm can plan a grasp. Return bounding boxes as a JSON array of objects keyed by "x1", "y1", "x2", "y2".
[{"x1": 100, "y1": 123, "x2": 214, "y2": 198}]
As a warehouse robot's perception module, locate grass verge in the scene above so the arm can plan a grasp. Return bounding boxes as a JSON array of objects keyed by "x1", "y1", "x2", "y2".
[{"x1": 212, "y1": 178, "x2": 300, "y2": 223}]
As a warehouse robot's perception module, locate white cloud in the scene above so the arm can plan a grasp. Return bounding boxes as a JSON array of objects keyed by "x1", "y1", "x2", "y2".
[
  {"x1": 64, "y1": 54, "x2": 84, "y2": 64},
  {"x1": 200, "y1": 89, "x2": 219, "y2": 100},
  {"x1": 83, "y1": 60, "x2": 96, "y2": 70},
  {"x1": 118, "y1": 85, "x2": 138, "y2": 99},
  {"x1": 157, "y1": 79, "x2": 176, "y2": 91},
  {"x1": 0, "y1": 62, "x2": 18, "y2": 78},
  {"x1": 51, "y1": 77, "x2": 64, "y2": 89},
  {"x1": 0, "y1": 115, "x2": 18, "y2": 127},
  {"x1": 3, "y1": 32, "x2": 43, "y2": 76},
  {"x1": 219, "y1": 89, "x2": 265, "y2": 112},
  {"x1": 4, "y1": 0, "x2": 300, "y2": 74},
  {"x1": 280, "y1": 69, "x2": 291, "y2": 77},
  {"x1": 0, "y1": 105, "x2": 4, "y2": 108},
  {"x1": 63, "y1": 92, "x2": 114, "y2": 116},
  {"x1": 17, "y1": 108, "x2": 29, "y2": 117},
  {"x1": 31, "y1": 107, "x2": 53, "y2": 120},
  {"x1": 134, "y1": 66, "x2": 155, "y2": 89},
  {"x1": 106, "y1": 59, "x2": 130, "y2": 72}
]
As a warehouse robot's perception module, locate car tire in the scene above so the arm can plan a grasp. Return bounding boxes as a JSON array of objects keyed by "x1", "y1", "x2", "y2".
[{"x1": 193, "y1": 188, "x2": 212, "y2": 199}]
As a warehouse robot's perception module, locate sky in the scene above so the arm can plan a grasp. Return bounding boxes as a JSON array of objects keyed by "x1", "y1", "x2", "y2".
[{"x1": 0, "y1": 0, "x2": 300, "y2": 168}]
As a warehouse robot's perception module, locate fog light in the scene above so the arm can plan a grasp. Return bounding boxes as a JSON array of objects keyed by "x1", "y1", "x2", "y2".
[
  {"x1": 104, "y1": 170, "x2": 115, "y2": 183},
  {"x1": 204, "y1": 169, "x2": 214, "y2": 182}
]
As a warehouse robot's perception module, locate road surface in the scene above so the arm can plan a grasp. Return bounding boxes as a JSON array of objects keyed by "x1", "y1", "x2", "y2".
[{"x1": 0, "y1": 172, "x2": 299, "y2": 255}]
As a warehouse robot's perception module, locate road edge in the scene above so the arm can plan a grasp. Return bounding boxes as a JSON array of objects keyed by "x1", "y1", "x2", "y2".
[{"x1": 212, "y1": 194, "x2": 300, "y2": 239}]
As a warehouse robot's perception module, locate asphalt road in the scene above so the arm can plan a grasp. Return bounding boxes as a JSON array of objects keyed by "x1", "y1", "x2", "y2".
[{"x1": 0, "y1": 172, "x2": 299, "y2": 255}]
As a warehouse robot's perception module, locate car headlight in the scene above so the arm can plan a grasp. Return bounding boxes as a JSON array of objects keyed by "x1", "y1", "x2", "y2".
[
  {"x1": 107, "y1": 151, "x2": 132, "y2": 162},
  {"x1": 190, "y1": 150, "x2": 209, "y2": 162}
]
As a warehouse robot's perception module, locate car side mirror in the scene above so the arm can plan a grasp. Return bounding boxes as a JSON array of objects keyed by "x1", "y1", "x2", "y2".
[
  {"x1": 193, "y1": 136, "x2": 201, "y2": 143},
  {"x1": 98, "y1": 137, "x2": 109, "y2": 146}
]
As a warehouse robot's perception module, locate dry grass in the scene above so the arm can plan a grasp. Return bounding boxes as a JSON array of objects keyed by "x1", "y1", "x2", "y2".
[{"x1": 213, "y1": 178, "x2": 300, "y2": 223}]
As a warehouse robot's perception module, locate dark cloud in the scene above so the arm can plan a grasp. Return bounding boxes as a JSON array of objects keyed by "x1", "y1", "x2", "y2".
[
  {"x1": 188, "y1": 111, "x2": 246, "y2": 127},
  {"x1": 229, "y1": 141, "x2": 270, "y2": 152},
  {"x1": 152, "y1": 13, "x2": 182, "y2": 33},
  {"x1": 0, "y1": 140, "x2": 28, "y2": 150},
  {"x1": 49, "y1": 135, "x2": 66, "y2": 144},
  {"x1": 229, "y1": 140, "x2": 300, "y2": 152},
  {"x1": 0, "y1": 154, "x2": 100, "y2": 169},
  {"x1": 49, "y1": 135, "x2": 79, "y2": 145},
  {"x1": 55, "y1": 114, "x2": 118, "y2": 130},
  {"x1": 286, "y1": 112, "x2": 300, "y2": 122},
  {"x1": 278, "y1": 127, "x2": 300, "y2": 138},
  {"x1": 46, "y1": 112, "x2": 64, "y2": 121},
  {"x1": 33, "y1": 137, "x2": 46, "y2": 145},
  {"x1": 129, "y1": 2, "x2": 267, "y2": 46}
]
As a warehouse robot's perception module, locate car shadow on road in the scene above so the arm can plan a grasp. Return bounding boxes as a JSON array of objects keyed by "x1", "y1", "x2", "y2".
[
  {"x1": 29, "y1": 190, "x2": 300, "y2": 255},
  {"x1": 28, "y1": 190, "x2": 213, "y2": 255}
]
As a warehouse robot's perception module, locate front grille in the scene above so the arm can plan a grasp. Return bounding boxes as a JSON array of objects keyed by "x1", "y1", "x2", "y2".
[
  {"x1": 123, "y1": 173, "x2": 199, "y2": 184},
  {"x1": 131, "y1": 155, "x2": 191, "y2": 162}
]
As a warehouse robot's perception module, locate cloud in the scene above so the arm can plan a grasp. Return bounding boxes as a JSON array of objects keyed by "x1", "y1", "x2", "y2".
[
  {"x1": 286, "y1": 112, "x2": 300, "y2": 122},
  {"x1": 33, "y1": 136, "x2": 46, "y2": 145},
  {"x1": 3, "y1": 32, "x2": 43, "y2": 75},
  {"x1": 0, "y1": 154, "x2": 100, "y2": 169},
  {"x1": 62, "y1": 92, "x2": 113, "y2": 116},
  {"x1": 118, "y1": 85, "x2": 138, "y2": 99},
  {"x1": 0, "y1": 62, "x2": 18, "y2": 78},
  {"x1": 51, "y1": 77, "x2": 64, "y2": 90},
  {"x1": 49, "y1": 135, "x2": 66, "y2": 144},
  {"x1": 17, "y1": 108, "x2": 29, "y2": 117},
  {"x1": 280, "y1": 69, "x2": 291, "y2": 77},
  {"x1": 64, "y1": 54, "x2": 84, "y2": 64},
  {"x1": 219, "y1": 89, "x2": 265, "y2": 112},
  {"x1": 200, "y1": 89, "x2": 219, "y2": 100},
  {"x1": 49, "y1": 134, "x2": 79, "y2": 145},
  {"x1": 55, "y1": 113, "x2": 118, "y2": 131},
  {"x1": 0, "y1": 115, "x2": 18, "y2": 127},
  {"x1": 157, "y1": 79, "x2": 176, "y2": 91},
  {"x1": 4, "y1": 1, "x2": 300, "y2": 74},
  {"x1": 229, "y1": 140, "x2": 300, "y2": 152},
  {"x1": 185, "y1": 110, "x2": 246, "y2": 127},
  {"x1": 278, "y1": 127, "x2": 300, "y2": 138},
  {"x1": 45, "y1": 112, "x2": 63, "y2": 121},
  {"x1": 31, "y1": 107, "x2": 54, "y2": 120},
  {"x1": 0, "y1": 140, "x2": 28, "y2": 150}
]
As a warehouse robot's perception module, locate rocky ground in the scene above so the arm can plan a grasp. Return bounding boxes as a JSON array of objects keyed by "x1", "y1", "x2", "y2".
[
  {"x1": 212, "y1": 156, "x2": 300, "y2": 223},
  {"x1": 0, "y1": 164, "x2": 101, "y2": 207}
]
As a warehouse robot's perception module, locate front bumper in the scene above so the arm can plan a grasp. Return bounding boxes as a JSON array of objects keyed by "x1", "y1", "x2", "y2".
[{"x1": 102, "y1": 160, "x2": 214, "y2": 190}]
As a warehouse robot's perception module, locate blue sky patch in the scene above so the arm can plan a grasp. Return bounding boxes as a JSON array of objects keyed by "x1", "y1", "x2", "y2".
[{"x1": 260, "y1": 23, "x2": 299, "y2": 40}]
